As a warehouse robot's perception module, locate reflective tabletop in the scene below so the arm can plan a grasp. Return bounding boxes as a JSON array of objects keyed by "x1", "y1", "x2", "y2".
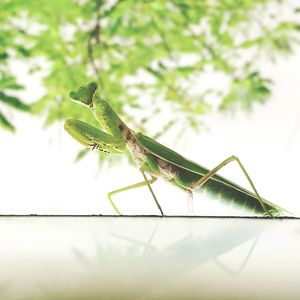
[{"x1": 0, "y1": 216, "x2": 299, "y2": 300}]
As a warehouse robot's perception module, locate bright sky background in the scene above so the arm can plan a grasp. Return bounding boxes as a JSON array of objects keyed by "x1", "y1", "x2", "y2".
[{"x1": 1, "y1": 48, "x2": 300, "y2": 216}]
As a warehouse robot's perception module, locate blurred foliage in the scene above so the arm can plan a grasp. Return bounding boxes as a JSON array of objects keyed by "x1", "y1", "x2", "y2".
[
  {"x1": 0, "y1": 91, "x2": 31, "y2": 131},
  {"x1": 0, "y1": 43, "x2": 30, "y2": 131},
  {"x1": 0, "y1": 0, "x2": 299, "y2": 138}
]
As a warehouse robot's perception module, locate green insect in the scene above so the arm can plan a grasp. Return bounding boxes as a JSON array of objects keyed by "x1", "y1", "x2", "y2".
[{"x1": 64, "y1": 82, "x2": 287, "y2": 217}]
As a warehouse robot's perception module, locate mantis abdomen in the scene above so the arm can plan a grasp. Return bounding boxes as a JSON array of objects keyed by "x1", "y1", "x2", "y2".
[{"x1": 196, "y1": 178, "x2": 281, "y2": 216}]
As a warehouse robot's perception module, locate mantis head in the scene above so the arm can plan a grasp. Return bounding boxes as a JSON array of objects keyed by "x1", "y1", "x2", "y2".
[
  {"x1": 65, "y1": 82, "x2": 130, "y2": 153},
  {"x1": 69, "y1": 82, "x2": 98, "y2": 107}
]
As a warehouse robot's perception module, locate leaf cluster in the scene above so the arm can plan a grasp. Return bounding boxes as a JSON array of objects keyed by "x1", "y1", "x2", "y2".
[
  {"x1": 0, "y1": 4, "x2": 31, "y2": 131},
  {"x1": 0, "y1": 0, "x2": 299, "y2": 139}
]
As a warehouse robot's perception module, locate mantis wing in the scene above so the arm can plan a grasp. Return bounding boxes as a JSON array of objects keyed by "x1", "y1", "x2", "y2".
[
  {"x1": 135, "y1": 132, "x2": 255, "y2": 194},
  {"x1": 136, "y1": 132, "x2": 288, "y2": 215}
]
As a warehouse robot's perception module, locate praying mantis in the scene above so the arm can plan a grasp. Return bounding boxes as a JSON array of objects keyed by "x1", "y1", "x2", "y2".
[{"x1": 64, "y1": 82, "x2": 287, "y2": 217}]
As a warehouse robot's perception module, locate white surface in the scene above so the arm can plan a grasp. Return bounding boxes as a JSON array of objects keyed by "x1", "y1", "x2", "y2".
[{"x1": 0, "y1": 217, "x2": 299, "y2": 300}]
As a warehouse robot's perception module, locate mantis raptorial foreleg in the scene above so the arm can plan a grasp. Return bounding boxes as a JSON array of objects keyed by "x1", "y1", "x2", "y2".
[
  {"x1": 108, "y1": 175, "x2": 162, "y2": 215},
  {"x1": 188, "y1": 155, "x2": 272, "y2": 217}
]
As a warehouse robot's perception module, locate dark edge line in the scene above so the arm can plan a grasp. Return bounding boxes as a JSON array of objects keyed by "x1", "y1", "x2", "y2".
[{"x1": 0, "y1": 214, "x2": 299, "y2": 219}]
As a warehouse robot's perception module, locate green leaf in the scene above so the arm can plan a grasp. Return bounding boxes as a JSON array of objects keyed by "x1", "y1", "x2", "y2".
[
  {"x1": 16, "y1": 46, "x2": 31, "y2": 57},
  {"x1": 0, "y1": 91, "x2": 31, "y2": 111},
  {"x1": 75, "y1": 148, "x2": 89, "y2": 162},
  {"x1": 0, "y1": 75, "x2": 24, "y2": 90},
  {"x1": 0, "y1": 52, "x2": 8, "y2": 60},
  {"x1": 145, "y1": 67, "x2": 163, "y2": 80},
  {"x1": 0, "y1": 110, "x2": 15, "y2": 132}
]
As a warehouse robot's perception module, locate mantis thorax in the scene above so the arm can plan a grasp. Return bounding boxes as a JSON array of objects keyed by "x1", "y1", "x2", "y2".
[{"x1": 92, "y1": 96, "x2": 129, "y2": 148}]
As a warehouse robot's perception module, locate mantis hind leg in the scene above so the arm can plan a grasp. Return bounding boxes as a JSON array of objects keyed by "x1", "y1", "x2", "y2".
[
  {"x1": 187, "y1": 190, "x2": 195, "y2": 216},
  {"x1": 174, "y1": 171, "x2": 200, "y2": 215},
  {"x1": 188, "y1": 155, "x2": 272, "y2": 217},
  {"x1": 107, "y1": 175, "x2": 163, "y2": 216}
]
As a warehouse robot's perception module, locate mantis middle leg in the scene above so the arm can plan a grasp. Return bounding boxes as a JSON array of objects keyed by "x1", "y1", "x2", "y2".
[{"x1": 108, "y1": 174, "x2": 163, "y2": 216}]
